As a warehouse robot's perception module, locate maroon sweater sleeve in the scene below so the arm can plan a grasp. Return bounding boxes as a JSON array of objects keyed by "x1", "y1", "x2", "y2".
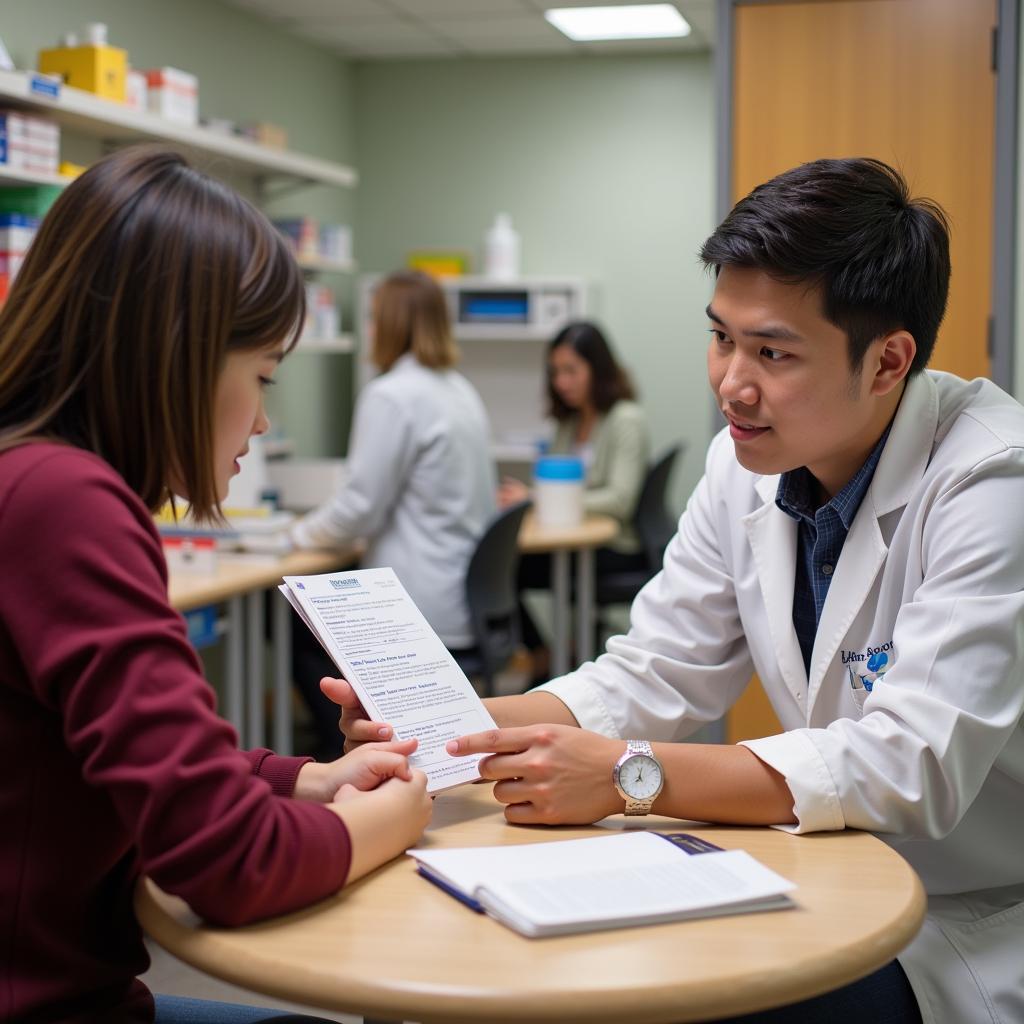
[{"x1": 0, "y1": 448, "x2": 351, "y2": 926}]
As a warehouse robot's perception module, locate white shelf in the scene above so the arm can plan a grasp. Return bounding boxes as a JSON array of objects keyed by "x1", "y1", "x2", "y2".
[
  {"x1": 0, "y1": 69, "x2": 357, "y2": 188},
  {"x1": 296, "y1": 254, "x2": 357, "y2": 274},
  {"x1": 0, "y1": 165, "x2": 73, "y2": 188},
  {"x1": 454, "y1": 323, "x2": 555, "y2": 342},
  {"x1": 293, "y1": 334, "x2": 354, "y2": 353}
]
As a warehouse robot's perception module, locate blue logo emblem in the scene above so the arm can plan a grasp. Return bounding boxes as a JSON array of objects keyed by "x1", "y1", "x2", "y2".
[{"x1": 843, "y1": 642, "x2": 894, "y2": 693}]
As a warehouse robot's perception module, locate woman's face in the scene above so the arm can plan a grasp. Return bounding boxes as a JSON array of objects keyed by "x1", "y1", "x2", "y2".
[
  {"x1": 211, "y1": 344, "x2": 282, "y2": 501},
  {"x1": 549, "y1": 343, "x2": 593, "y2": 411}
]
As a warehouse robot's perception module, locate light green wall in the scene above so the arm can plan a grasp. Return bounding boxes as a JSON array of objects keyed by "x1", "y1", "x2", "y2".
[
  {"x1": 353, "y1": 54, "x2": 715, "y2": 508},
  {"x1": 1, "y1": 0, "x2": 356, "y2": 455}
]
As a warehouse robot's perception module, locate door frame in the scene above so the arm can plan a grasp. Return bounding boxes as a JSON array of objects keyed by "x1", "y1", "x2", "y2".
[{"x1": 713, "y1": 0, "x2": 1018, "y2": 393}]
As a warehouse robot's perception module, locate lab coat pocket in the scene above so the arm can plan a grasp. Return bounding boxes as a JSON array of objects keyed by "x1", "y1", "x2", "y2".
[
  {"x1": 938, "y1": 898, "x2": 1024, "y2": 1023},
  {"x1": 846, "y1": 667, "x2": 869, "y2": 715}
]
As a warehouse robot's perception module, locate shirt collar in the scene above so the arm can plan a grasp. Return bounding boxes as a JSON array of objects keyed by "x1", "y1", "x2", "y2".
[{"x1": 776, "y1": 425, "x2": 891, "y2": 529}]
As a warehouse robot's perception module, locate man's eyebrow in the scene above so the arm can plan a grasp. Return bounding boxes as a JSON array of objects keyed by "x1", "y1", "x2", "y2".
[{"x1": 705, "y1": 304, "x2": 803, "y2": 342}]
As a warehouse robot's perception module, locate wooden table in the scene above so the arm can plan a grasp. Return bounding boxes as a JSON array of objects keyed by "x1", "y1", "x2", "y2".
[
  {"x1": 137, "y1": 783, "x2": 926, "y2": 1024},
  {"x1": 518, "y1": 511, "x2": 618, "y2": 676},
  {"x1": 168, "y1": 549, "x2": 354, "y2": 753}
]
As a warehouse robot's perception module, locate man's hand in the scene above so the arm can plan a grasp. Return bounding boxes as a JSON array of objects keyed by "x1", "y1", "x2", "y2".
[
  {"x1": 447, "y1": 725, "x2": 625, "y2": 825},
  {"x1": 294, "y1": 738, "x2": 417, "y2": 802},
  {"x1": 319, "y1": 676, "x2": 396, "y2": 751}
]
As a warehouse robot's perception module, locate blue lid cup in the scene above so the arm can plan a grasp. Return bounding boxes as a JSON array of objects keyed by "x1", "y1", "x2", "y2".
[
  {"x1": 534, "y1": 455, "x2": 585, "y2": 482},
  {"x1": 533, "y1": 455, "x2": 585, "y2": 528}
]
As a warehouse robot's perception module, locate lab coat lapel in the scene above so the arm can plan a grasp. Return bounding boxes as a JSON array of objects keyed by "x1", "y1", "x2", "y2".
[
  {"x1": 806, "y1": 373, "x2": 940, "y2": 712},
  {"x1": 743, "y1": 474, "x2": 808, "y2": 702}
]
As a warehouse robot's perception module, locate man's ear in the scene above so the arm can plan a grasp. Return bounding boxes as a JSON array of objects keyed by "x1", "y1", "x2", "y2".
[{"x1": 869, "y1": 330, "x2": 916, "y2": 396}]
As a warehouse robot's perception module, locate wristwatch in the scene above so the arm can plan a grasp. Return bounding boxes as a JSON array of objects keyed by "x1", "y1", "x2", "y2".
[{"x1": 612, "y1": 740, "x2": 665, "y2": 815}]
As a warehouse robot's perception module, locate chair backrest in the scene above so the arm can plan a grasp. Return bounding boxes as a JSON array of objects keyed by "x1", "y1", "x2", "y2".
[
  {"x1": 633, "y1": 444, "x2": 683, "y2": 571},
  {"x1": 464, "y1": 500, "x2": 532, "y2": 677}
]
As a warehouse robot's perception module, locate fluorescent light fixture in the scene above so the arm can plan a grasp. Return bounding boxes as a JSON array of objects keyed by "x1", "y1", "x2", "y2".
[{"x1": 545, "y1": 4, "x2": 690, "y2": 42}]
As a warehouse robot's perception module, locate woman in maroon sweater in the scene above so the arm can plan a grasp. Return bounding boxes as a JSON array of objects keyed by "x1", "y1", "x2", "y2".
[{"x1": 0, "y1": 147, "x2": 432, "y2": 1023}]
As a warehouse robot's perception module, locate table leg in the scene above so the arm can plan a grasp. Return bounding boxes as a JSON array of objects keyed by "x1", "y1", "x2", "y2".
[
  {"x1": 246, "y1": 591, "x2": 265, "y2": 748},
  {"x1": 272, "y1": 590, "x2": 293, "y2": 756},
  {"x1": 226, "y1": 596, "x2": 245, "y2": 745},
  {"x1": 575, "y1": 546, "x2": 596, "y2": 665},
  {"x1": 551, "y1": 549, "x2": 570, "y2": 677}
]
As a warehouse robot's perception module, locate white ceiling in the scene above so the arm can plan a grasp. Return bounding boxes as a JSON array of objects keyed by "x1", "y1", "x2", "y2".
[{"x1": 221, "y1": 0, "x2": 715, "y2": 59}]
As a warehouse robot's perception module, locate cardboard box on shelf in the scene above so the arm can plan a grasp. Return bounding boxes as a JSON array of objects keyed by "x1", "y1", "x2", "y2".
[
  {"x1": 0, "y1": 212, "x2": 40, "y2": 280},
  {"x1": 144, "y1": 67, "x2": 199, "y2": 125},
  {"x1": 273, "y1": 217, "x2": 320, "y2": 260},
  {"x1": 0, "y1": 111, "x2": 60, "y2": 176},
  {"x1": 125, "y1": 68, "x2": 147, "y2": 112},
  {"x1": 242, "y1": 121, "x2": 288, "y2": 150},
  {"x1": 38, "y1": 42, "x2": 127, "y2": 102},
  {"x1": 0, "y1": 183, "x2": 62, "y2": 218}
]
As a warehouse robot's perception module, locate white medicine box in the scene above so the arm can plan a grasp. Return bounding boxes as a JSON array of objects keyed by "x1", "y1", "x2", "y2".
[{"x1": 144, "y1": 67, "x2": 198, "y2": 125}]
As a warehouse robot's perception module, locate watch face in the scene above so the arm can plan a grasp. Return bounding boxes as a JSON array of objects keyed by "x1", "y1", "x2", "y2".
[{"x1": 619, "y1": 754, "x2": 663, "y2": 800}]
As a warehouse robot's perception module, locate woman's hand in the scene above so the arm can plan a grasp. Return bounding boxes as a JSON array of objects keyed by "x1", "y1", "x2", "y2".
[
  {"x1": 319, "y1": 676, "x2": 397, "y2": 751},
  {"x1": 294, "y1": 737, "x2": 418, "y2": 802},
  {"x1": 497, "y1": 477, "x2": 530, "y2": 509},
  {"x1": 447, "y1": 725, "x2": 625, "y2": 825},
  {"x1": 327, "y1": 770, "x2": 433, "y2": 883}
]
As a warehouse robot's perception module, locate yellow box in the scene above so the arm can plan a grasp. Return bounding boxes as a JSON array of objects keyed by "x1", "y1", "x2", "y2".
[
  {"x1": 407, "y1": 250, "x2": 470, "y2": 279},
  {"x1": 38, "y1": 44, "x2": 127, "y2": 102}
]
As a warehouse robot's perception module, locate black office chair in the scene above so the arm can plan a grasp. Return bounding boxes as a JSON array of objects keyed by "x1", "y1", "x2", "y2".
[
  {"x1": 594, "y1": 444, "x2": 683, "y2": 623},
  {"x1": 452, "y1": 500, "x2": 532, "y2": 697}
]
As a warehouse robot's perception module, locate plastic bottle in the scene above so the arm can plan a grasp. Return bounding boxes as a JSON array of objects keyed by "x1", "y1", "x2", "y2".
[
  {"x1": 483, "y1": 212, "x2": 521, "y2": 281},
  {"x1": 83, "y1": 23, "x2": 108, "y2": 45}
]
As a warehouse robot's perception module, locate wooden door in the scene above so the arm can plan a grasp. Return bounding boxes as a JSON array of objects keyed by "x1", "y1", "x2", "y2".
[{"x1": 726, "y1": 0, "x2": 998, "y2": 743}]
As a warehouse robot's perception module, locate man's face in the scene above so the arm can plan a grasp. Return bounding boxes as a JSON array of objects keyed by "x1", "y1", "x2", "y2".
[{"x1": 707, "y1": 266, "x2": 891, "y2": 498}]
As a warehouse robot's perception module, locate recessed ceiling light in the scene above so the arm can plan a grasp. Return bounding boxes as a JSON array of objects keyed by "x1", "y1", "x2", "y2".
[{"x1": 544, "y1": 4, "x2": 691, "y2": 42}]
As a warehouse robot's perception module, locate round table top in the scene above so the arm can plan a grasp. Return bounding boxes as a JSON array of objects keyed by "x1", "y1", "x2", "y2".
[
  {"x1": 518, "y1": 510, "x2": 618, "y2": 554},
  {"x1": 136, "y1": 784, "x2": 926, "y2": 1024}
]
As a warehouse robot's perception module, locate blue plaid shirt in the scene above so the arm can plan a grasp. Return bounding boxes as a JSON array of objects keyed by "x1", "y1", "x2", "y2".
[{"x1": 775, "y1": 428, "x2": 890, "y2": 673}]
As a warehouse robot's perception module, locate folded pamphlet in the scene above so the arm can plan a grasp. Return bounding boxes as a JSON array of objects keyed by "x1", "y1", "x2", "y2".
[
  {"x1": 280, "y1": 567, "x2": 496, "y2": 792},
  {"x1": 409, "y1": 830, "x2": 796, "y2": 937}
]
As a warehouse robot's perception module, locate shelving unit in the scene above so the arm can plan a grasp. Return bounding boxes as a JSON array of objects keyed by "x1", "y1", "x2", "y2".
[
  {"x1": 0, "y1": 67, "x2": 359, "y2": 465},
  {"x1": 0, "y1": 69, "x2": 357, "y2": 189},
  {"x1": 357, "y1": 274, "x2": 586, "y2": 462},
  {"x1": 0, "y1": 164, "x2": 72, "y2": 188},
  {"x1": 293, "y1": 334, "x2": 355, "y2": 354},
  {"x1": 296, "y1": 254, "x2": 357, "y2": 275}
]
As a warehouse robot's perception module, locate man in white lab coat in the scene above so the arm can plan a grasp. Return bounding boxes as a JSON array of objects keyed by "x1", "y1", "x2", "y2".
[{"x1": 332, "y1": 158, "x2": 1024, "y2": 1023}]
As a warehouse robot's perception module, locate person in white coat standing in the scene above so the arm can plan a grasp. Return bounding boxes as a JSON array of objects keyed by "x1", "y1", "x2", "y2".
[
  {"x1": 335, "y1": 159, "x2": 1024, "y2": 1023},
  {"x1": 291, "y1": 270, "x2": 496, "y2": 756}
]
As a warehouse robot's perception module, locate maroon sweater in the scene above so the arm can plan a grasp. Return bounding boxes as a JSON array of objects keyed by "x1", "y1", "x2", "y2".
[{"x1": 0, "y1": 444, "x2": 351, "y2": 1023}]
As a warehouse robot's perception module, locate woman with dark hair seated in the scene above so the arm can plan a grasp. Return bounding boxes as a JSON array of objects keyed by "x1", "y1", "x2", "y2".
[{"x1": 500, "y1": 321, "x2": 651, "y2": 681}]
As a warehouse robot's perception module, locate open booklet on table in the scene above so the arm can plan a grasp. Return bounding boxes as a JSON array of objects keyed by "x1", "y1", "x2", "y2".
[
  {"x1": 280, "y1": 567, "x2": 496, "y2": 792},
  {"x1": 409, "y1": 831, "x2": 796, "y2": 938}
]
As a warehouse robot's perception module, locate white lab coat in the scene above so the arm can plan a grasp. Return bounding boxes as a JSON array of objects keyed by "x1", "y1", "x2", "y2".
[
  {"x1": 541, "y1": 370, "x2": 1024, "y2": 1023},
  {"x1": 292, "y1": 353, "x2": 496, "y2": 647}
]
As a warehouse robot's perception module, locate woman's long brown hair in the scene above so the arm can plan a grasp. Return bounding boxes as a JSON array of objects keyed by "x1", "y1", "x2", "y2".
[{"x1": 0, "y1": 145, "x2": 304, "y2": 517}]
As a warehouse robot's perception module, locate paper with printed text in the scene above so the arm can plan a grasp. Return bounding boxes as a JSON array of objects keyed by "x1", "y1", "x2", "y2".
[{"x1": 280, "y1": 567, "x2": 495, "y2": 792}]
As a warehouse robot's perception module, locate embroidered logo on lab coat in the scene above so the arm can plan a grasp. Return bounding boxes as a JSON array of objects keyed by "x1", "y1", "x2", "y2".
[{"x1": 842, "y1": 642, "x2": 894, "y2": 692}]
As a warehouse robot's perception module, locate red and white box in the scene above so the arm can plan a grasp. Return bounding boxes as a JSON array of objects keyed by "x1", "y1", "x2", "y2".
[{"x1": 144, "y1": 67, "x2": 198, "y2": 125}]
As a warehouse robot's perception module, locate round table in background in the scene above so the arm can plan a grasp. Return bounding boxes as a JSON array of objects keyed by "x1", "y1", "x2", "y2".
[{"x1": 517, "y1": 510, "x2": 618, "y2": 676}]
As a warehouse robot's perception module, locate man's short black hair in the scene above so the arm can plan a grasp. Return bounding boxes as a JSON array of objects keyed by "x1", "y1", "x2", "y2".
[{"x1": 700, "y1": 158, "x2": 951, "y2": 375}]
